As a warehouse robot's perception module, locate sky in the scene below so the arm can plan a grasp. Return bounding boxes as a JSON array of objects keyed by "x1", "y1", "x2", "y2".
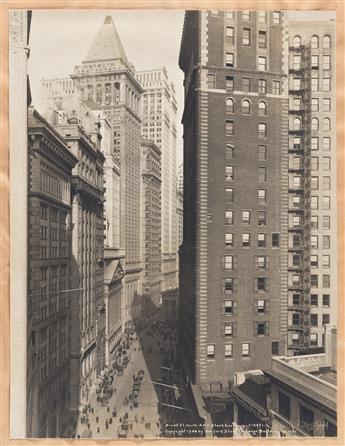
[{"x1": 28, "y1": 9, "x2": 336, "y2": 167}]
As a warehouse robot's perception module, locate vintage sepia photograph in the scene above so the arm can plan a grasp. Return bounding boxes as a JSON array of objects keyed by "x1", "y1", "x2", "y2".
[{"x1": 7, "y1": 6, "x2": 339, "y2": 441}]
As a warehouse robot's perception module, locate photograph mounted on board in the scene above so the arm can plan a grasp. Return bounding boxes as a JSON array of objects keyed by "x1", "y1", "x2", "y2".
[{"x1": 8, "y1": 7, "x2": 338, "y2": 440}]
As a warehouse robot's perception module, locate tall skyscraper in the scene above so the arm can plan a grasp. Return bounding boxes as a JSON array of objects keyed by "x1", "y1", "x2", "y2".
[
  {"x1": 140, "y1": 139, "x2": 162, "y2": 312},
  {"x1": 27, "y1": 107, "x2": 78, "y2": 437},
  {"x1": 135, "y1": 68, "x2": 178, "y2": 291},
  {"x1": 72, "y1": 16, "x2": 143, "y2": 327},
  {"x1": 179, "y1": 10, "x2": 288, "y2": 391},
  {"x1": 287, "y1": 20, "x2": 336, "y2": 351}
]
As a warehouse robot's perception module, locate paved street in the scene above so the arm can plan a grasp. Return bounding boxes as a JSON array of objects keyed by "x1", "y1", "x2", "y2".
[{"x1": 75, "y1": 309, "x2": 198, "y2": 439}]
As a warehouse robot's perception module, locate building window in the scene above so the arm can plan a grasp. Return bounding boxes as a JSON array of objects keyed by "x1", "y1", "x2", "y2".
[
  {"x1": 241, "y1": 77, "x2": 251, "y2": 92},
  {"x1": 323, "y1": 215, "x2": 331, "y2": 229},
  {"x1": 292, "y1": 313, "x2": 300, "y2": 326},
  {"x1": 311, "y1": 117, "x2": 319, "y2": 131},
  {"x1": 293, "y1": 54, "x2": 301, "y2": 69},
  {"x1": 257, "y1": 256, "x2": 267, "y2": 270},
  {"x1": 242, "y1": 210, "x2": 251, "y2": 224},
  {"x1": 226, "y1": 188, "x2": 234, "y2": 202},
  {"x1": 256, "y1": 322, "x2": 267, "y2": 336},
  {"x1": 311, "y1": 35, "x2": 319, "y2": 49},
  {"x1": 226, "y1": 26, "x2": 234, "y2": 43},
  {"x1": 323, "y1": 35, "x2": 331, "y2": 49},
  {"x1": 257, "y1": 299, "x2": 266, "y2": 314},
  {"x1": 242, "y1": 28, "x2": 251, "y2": 46},
  {"x1": 272, "y1": 80, "x2": 281, "y2": 95},
  {"x1": 311, "y1": 55, "x2": 319, "y2": 69},
  {"x1": 225, "y1": 11, "x2": 234, "y2": 19},
  {"x1": 311, "y1": 196, "x2": 319, "y2": 210},
  {"x1": 258, "y1": 233, "x2": 266, "y2": 247},
  {"x1": 311, "y1": 275, "x2": 318, "y2": 288},
  {"x1": 258, "y1": 11, "x2": 266, "y2": 24},
  {"x1": 242, "y1": 99, "x2": 251, "y2": 114},
  {"x1": 311, "y1": 98, "x2": 319, "y2": 111},
  {"x1": 292, "y1": 176, "x2": 301, "y2": 189},
  {"x1": 207, "y1": 344, "x2": 215, "y2": 359},
  {"x1": 311, "y1": 177, "x2": 319, "y2": 190},
  {"x1": 311, "y1": 157, "x2": 319, "y2": 171},
  {"x1": 258, "y1": 123, "x2": 267, "y2": 138},
  {"x1": 311, "y1": 235, "x2": 318, "y2": 249},
  {"x1": 311, "y1": 77, "x2": 319, "y2": 91},
  {"x1": 225, "y1": 233, "x2": 233, "y2": 247},
  {"x1": 293, "y1": 234, "x2": 301, "y2": 248},
  {"x1": 225, "y1": 210, "x2": 234, "y2": 225},
  {"x1": 293, "y1": 293, "x2": 300, "y2": 305},
  {"x1": 323, "y1": 118, "x2": 331, "y2": 132},
  {"x1": 207, "y1": 74, "x2": 216, "y2": 89},
  {"x1": 323, "y1": 137, "x2": 331, "y2": 151},
  {"x1": 258, "y1": 145, "x2": 266, "y2": 161},
  {"x1": 225, "y1": 52, "x2": 234, "y2": 67},
  {"x1": 323, "y1": 55, "x2": 331, "y2": 70},
  {"x1": 323, "y1": 255, "x2": 330, "y2": 268},
  {"x1": 224, "y1": 300, "x2": 234, "y2": 314},
  {"x1": 322, "y1": 156, "x2": 331, "y2": 171},
  {"x1": 226, "y1": 98, "x2": 234, "y2": 113},
  {"x1": 323, "y1": 294, "x2": 330, "y2": 306},
  {"x1": 293, "y1": 136, "x2": 301, "y2": 149},
  {"x1": 293, "y1": 97, "x2": 301, "y2": 110},
  {"x1": 224, "y1": 278, "x2": 234, "y2": 293},
  {"x1": 258, "y1": 189, "x2": 266, "y2": 204},
  {"x1": 324, "y1": 420, "x2": 337, "y2": 437},
  {"x1": 258, "y1": 167, "x2": 266, "y2": 182},
  {"x1": 278, "y1": 392, "x2": 291, "y2": 420},
  {"x1": 272, "y1": 341, "x2": 279, "y2": 356},
  {"x1": 258, "y1": 56, "x2": 267, "y2": 71},
  {"x1": 226, "y1": 76, "x2": 234, "y2": 91},
  {"x1": 323, "y1": 274, "x2": 330, "y2": 288},
  {"x1": 258, "y1": 211, "x2": 266, "y2": 226},
  {"x1": 311, "y1": 216, "x2": 318, "y2": 229},
  {"x1": 272, "y1": 11, "x2": 281, "y2": 24},
  {"x1": 292, "y1": 333, "x2": 299, "y2": 345},
  {"x1": 323, "y1": 98, "x2": 331, "y2": 112},
  {"x1": 256, "y1": 277, "x2": 267, "y2": 291},
  {"x1": 311, "y1": 137, "x2": 319, "y2": 151},
  {"x1": 226, "y1": 120, "x2": 234, "y2": 135},
  {"x1": 323, "y1": 78, "x2": 331, "y2": 91},
  {"x1": 226, "y1": 165, "x2": 234, "y2": 180},
  {"x1": 323, "y1": 196, "x2": 330, "y2": 210},
  {"x1": 258, "y1": 101, "x2": 267, "y2": 116},
  {"x1": 224, "y1": 255, "x2": 234, "y2": 270},
  {"x1": 242, "y1": 233, "x2": 250, "y2": 247},
  {"x1": 293, "y1": 117, "x2": 301, "y2": 130},
  {"x1": 258, "y1": 79, "x2": 267, "y2": 94},
  {"x1": 258, "y1": 30, "x2": 267, "y2": 48},
  {"x1": 225, "y1": 344, "x2": 233, "y2": 358},
  {"x1": 293, "y1": 195, "x2": 301, "y2": 207},
  {"x1": 323, "y1": 314, "x2": 330, "y2": 325},
  {"x1": 242, "y1": 10, "x2": 250, "y2": 20},
  {"x1": 226, "y1": 143, "x2": 234, "y2": 159},
  {"x1": 311, "y1": 294, "x2": 318, "y2": 306},
  {"x1": 272, "y1": 233, "x2": 280, "y2": 248},
  {"x1": 311, "y1": 255, "x2": 318, "y2": 267},
  {"x1": 241, "y1": 343, "x2": 250, "y2": 357}
]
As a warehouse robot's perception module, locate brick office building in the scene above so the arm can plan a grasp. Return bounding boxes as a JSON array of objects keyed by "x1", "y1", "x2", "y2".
[
  {"x1": 179, "y1": 10, "x2": 289, "y2": 391},
  {"x1": 27, "y1": 107, "x2": 78, "y2": 436},
  {"x1": 286, "y1": 20, "x2": 337, "y2": 352}
]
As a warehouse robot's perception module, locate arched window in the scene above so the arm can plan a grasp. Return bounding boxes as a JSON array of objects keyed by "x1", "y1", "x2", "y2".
[
  {"x1": 293, "y1": 35, "x2": 302, "y2": 48},
  {"x1": 242, "y1": 99, "x2": 250, "y2": 114},
  {"x1": 311, "y1": 35, "x2": 319, "y2": 49},
  {"x1": 258, "y1": 101, "x2": 267, "y2": 116},
  {"x1": 226, "y1": 98, "x2": 234, "y2": 113},
  {"x1": 323, "y1": 35, "x2": 331, "y2": 49},
  {"x1": 311, "y1": 118, "x2": 319, "y2": 131},
  {"x1": 294, "y1": 117, "x2": 301, "y2": 130},
  {"x1": 323, "y1": 117, "x2": 331, "y2": 131}
]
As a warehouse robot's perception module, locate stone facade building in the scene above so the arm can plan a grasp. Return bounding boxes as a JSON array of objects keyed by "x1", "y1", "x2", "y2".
[
  {"x1": 140, "y1": 139, "x2": 162, "y2": 313},
  {"x1": 135, "y1": 68, "x2": 178, "y2": 292},
  {"x1": 27, "y1": 107, "x2": 78, "y2": 436},
  {"x1": 179, "y1": 10, "x2": 289, "y2": 391},
  {"x1": 287, "y1": 20, "x2": 336, "y2": 352},
  {"x1": 72, "y1": 15, "x2": 143, "y2": 327}
]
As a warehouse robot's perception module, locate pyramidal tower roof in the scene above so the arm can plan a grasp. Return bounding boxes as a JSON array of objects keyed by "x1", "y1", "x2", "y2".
[{"x1": 83, "y1": 15, "x2": 129, "y2": 65}]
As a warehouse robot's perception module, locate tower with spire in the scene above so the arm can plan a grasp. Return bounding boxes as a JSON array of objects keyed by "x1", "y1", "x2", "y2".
[{"x1": 73, "y1": 15, "x2": 144, "y2": 340}]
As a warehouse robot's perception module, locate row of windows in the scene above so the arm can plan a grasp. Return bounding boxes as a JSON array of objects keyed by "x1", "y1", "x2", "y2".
[
  {"x1": 225, "y1": 26, "x2": 268, "y2": 48},
  {"x1": 290, "y1": 253, "x2": 330, "y2": 268},
  {"x1": 224, "y1": 97, "x2": 267, "y2": 115},
  {"x1": 225, "y1": 53, "x2": 269, "y2": 72},
  {"x1": 224, "y1": 210, "x2": 272, "y2": 228},
  {"x1": 290, "y1": 76, "x2": 331, "y2": 92},
  {"x1": 221, "y1": 75, "x2": 280, "y2": 95},
  {"x1": 225, "y1": 233, "x2": 279, "y2": 250},
  {"x1": 292, "y1": 117, "x2": 331, "y2": 131},
  {"x1": 226, "y1": 120, "x2": 267, "y2": 137},
  {"x1": 310, "y1": 235, "x2": 331, "y2": 250},
  {"x1": 207, "y1": 338, "x2": 280, "y2": 360},
  {"x1": 310, "y1": 274, "x2": 331, "y2": 288},
  {"x1": 292, "y1": 34, "x2": 332, "y2": 49},
  {"x1": 212, "y1": 10, "x2": 281, "y2": 25},
  {"x1": 291, "y1": 54, "x2": 331, "y2": 70}
]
